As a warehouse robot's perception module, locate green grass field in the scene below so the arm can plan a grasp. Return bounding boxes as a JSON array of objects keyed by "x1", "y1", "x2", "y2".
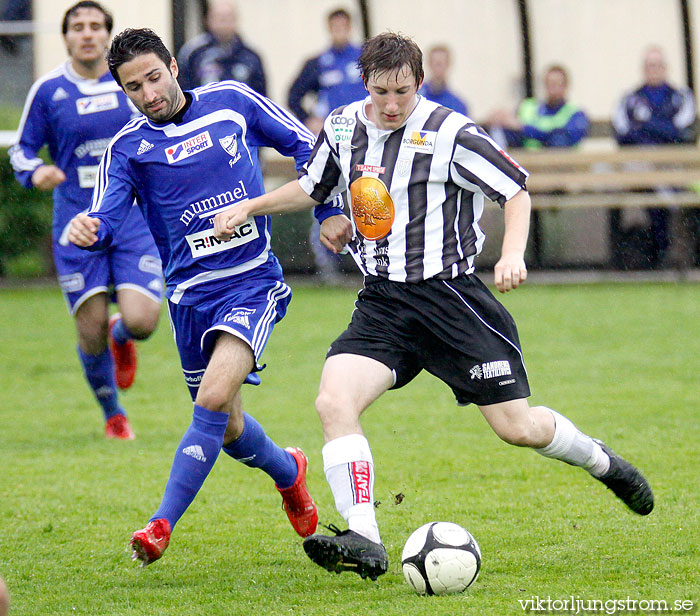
[{"x1": 0, "y1": 281, "x2": 698, "y2": 615}]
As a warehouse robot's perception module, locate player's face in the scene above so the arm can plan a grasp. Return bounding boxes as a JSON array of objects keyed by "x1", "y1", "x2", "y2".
[
  {"x1": 118, "y1": 53, "x2": 185, "y2": 122},
  {"x1": 63, "y1": 7, "x2": 110, "y2": 66},
  {"x1": 365, "y1": 65, "x2": 421, "y2": 131}
]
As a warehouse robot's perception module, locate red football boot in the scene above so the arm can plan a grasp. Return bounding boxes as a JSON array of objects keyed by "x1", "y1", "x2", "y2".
[
  {"x1": 108, "y1": 313, "x2": 137, "y2": 390},
  {"x1": 277, "y1": 447, "x2": 319, "y2": 537},
  {"x1": 104, "y1": 414, "x2": 135, "y2": 440},
  {"x1": 130, "y1": 519, "x2": 171, "y2": 566}
]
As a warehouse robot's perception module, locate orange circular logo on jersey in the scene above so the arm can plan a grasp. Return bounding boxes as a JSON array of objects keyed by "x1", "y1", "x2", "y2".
[{"x1": 349, "y1": 176, "x2": 395, "y2": 241}]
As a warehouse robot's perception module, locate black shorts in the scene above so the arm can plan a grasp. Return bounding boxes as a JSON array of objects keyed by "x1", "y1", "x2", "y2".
[{"x1": 327, "y1": 274, "x2": 531, "y2": 406}]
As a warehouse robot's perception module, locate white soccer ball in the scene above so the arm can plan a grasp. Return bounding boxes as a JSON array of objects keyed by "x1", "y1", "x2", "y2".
[{"x1": 401, "y1": 522, "x2": 481, "y2": 595}]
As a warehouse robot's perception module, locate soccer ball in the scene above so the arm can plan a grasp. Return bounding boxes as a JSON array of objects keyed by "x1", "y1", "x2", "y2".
[{"x1": 401, "y1": 522, "x2": 481, "y2": 595}]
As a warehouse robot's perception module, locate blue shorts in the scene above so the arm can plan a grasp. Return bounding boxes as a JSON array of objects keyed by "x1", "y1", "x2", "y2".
[
  {"x1": 55, "y1": 207, "x2": 163, "y2": 315},
  {"x1": 166, "y1": 269, "x2": 292, "y2": 400}
]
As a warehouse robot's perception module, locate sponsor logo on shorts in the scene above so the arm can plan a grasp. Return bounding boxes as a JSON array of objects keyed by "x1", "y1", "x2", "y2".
[
  {"x1": 139, "y1": 255, "x2": 162, "y2": 276},
  {"x1": 76, "y1": 93, "x2": 119, "y2": 115},
  {"x1": 350, "y1": 461, "x2": 371, "y2": 504},
  {"x1": 470, "y1": 360, "x2": 512, "y2": 380},
  {"x1": 165, "y1": 131, "x2": 212, "y2": 164},
  {"x1": 224, "y1": 307, "x2": 256, "y2": 330},
  {"x1": 185, "y1": 219, "x2": 258, "y2": 258},
  {"x1": 183, "y1": 369, "x2": 203, "y2": 386},
  {"x1": 59, "y1": 272, "x2": 85, "y2": 293},
  {"x1": 401, "y1": 130, "x2": 436, "y2": 153}
]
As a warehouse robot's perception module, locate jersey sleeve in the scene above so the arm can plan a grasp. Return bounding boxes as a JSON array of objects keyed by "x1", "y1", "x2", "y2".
[
  {"x1": 451, "y1": 125, "x2": 529, "y2": 206},
  {"x1": 85, "y1": 142, "x2": 137, "y2": 250},
  {"x1": 9, "y1": 81, "x2": 50, "y2": 189},
  {"x1": 297, "y1": 117, "x2": 345, "y2": 206},
  {"x1": 240, "y1": 84, "x2": 344, "y2": 221}
]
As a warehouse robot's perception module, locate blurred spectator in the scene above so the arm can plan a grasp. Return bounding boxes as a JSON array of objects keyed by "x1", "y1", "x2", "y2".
[
  {"x1": 0, "y1": 0, "x2": 31, "y2": 54},
  {"x1": 419, "y1": 44, "x2": 468, "y2": 115},
  {"x1": 287, "y1": 7, "x2": 366, "y2": 135},
  {"x1": 488, "y1": 65, "x2": 589, "y2": 149},
  {"x1": 177, "y1": 0, "x2": 266, "y2": 95},
  {"x1": 611, "y1": 46, "x2": 696, "y2": 269},
  {"x1": 288, "y1": 8, "x2": 365, "y2": 283}
]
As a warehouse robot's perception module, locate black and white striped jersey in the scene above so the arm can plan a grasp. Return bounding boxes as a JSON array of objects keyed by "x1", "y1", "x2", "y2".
[{"x1": 298, "y1": 95, "x2": 529, "y2": 282}]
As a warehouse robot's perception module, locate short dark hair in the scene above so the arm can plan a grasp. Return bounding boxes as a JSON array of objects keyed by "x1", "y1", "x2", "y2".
[
  {"x1": 358, "y1": 32, "x2": 423, "y2": 87},
  {"x1": 108, "y1": 28, "x2": 173, "y2": 86},
  {"x1": 62, "y1": 1, "x2": 113, "y2": 35},
  {"x1": 328, "y1": 8, "x2": 351, "y2": 22}
]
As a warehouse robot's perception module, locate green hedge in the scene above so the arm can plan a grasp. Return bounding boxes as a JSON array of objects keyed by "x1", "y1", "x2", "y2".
[
  {"x1": 0, "y1": 147, "x2": 53, "y2": 277},
  {"x1": 0, "y1": 147, "x2": 322, "y2": 278}
]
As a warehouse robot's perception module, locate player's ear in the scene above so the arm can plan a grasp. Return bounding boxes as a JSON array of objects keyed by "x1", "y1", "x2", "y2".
[{"x1": 170, "y1": 57, "x2": 179, "y2": 79}]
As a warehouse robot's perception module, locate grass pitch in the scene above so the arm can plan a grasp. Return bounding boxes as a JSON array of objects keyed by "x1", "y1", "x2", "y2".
[{"x1": 0, "y1": 280, "x2": 698, "y2": 615}]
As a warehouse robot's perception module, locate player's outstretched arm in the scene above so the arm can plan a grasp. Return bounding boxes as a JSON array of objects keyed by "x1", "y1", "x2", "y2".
[
  {"x1": 213, "y1": 179, "x2": 319, "y2": 240},
  {"x1": 67, "y1": 212, "x2": 101, "y2": 248},
  {"x1": 320, "y1": 214, "x2": 353, "y2": 254},
  {"x1": 494, "y1": 189, "x2": 530, "y2": 293}
]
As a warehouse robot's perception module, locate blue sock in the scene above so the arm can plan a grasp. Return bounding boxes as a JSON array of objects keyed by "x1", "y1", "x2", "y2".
[
  {"x1": 110, "y1": 316, "x2": 133, "y2": 346},
  {"x1": 222, "y1": 413, "x2": 297, "y2": 488},
  {"x1": 77, "y1": 346, "x2": 123, "y2": 421},
  {"x1": 150, "y1": 404, "x2": 229, "y2": 530}
]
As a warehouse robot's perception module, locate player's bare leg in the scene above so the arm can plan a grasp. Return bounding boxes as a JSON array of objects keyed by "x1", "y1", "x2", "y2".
[
  {"x1": 110, "y1": 288, "x2": 160, "y2": 389},
  {"x1": 479, "y1": 398, "x2": 653, "y2": 515},
  {"x1": 303, "y1": 354, "x2": 393, "y2": 580}
]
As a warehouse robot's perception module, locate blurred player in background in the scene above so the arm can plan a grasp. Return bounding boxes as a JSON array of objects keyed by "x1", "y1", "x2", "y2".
[
  {"x1": 214, "y1": 32, "x2": 654, "y2": 581},
  {"x1": 10, "y1": 1, "x2": 162, "y2": 440},
  {"x1": 177, "y1": 0, "x2": 266, "y2": 95},
  {"x1": 419, "y1": 44, "x2": 468, "y2": 115},
  {"x1": 288, "y1": 7, "x2": 366, "y2": 284},
  {"x1": 69, "y1": 27, "x2": 350, "y2": 566}
]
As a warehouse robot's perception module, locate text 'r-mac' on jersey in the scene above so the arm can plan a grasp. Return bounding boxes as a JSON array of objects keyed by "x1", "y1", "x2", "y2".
[{"x1": 298, "y1": 96, "x2": 528, "y2": 283}]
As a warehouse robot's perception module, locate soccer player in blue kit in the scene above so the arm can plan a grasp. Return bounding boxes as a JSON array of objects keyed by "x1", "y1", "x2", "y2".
[
  {"x1": 68, "y1": 28, "x2": 350, "y2": 566},
  {"x1": 10, "y1": 1, "x2": 162, "y2": 440}
]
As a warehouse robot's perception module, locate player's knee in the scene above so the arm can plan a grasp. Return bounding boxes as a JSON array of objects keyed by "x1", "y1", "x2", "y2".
[
  {"x1": 492, "y1": 420, "x2": 538, "y2": 447},
  {"x1": 76, "y1": 319, "x2": 109, "y2": 354},
  {"x1": 121, "y1": 309, "x2": 159, "y2": 340},
  {"x1": 195, "y1": 384, "x2": 233, "y2": 414}
]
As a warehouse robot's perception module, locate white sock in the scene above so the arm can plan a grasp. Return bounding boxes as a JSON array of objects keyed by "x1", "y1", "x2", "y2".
[
  {"x1": 535, "y1": 408, "x2": 610, "y2": 477},
  {"x1": 322, "y1": 434, "x2": 381, "y2": 544}
]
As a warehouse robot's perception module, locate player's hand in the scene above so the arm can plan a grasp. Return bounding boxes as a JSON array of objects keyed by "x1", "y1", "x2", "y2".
[
  {"x1": 494, "y1": 253, "x2": 527, "y2": 293},
  {"x1": 31, "y1": 165, "x2": 66, "y2": 191},
  {"x1": 320, "y1": 214, "x2": 353, "y2": 253},
  {"x1": 213, "y1": 205, "x2": 250, "y2": 240},
  {"x1": 67, "y1": 213, "x2": 100, "y2": 247}
]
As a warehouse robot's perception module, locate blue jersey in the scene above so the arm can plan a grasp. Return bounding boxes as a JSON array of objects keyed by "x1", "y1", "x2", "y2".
[
  {"x1": 419, "y1": 83, "x2": 469, "y2": 116},
  {"x1": 288, "y1": 43, "x2": 366, "y2": 122},
  {"x1": 88, "y1": 81, "x2": 342, "y2": 305},
  {"x1": 9, "y1": 62, "x2": 140, "y2": 234},
  {"x1": 613, "y1": 82, "x2": 696, "y2": 145}
]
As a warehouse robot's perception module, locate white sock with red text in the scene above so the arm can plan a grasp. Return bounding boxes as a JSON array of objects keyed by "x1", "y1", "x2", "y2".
[
  {"x1": 322, "y1": 433, "x2": 381, "y2": 544},
  {"x1": 535, "y1": 408, "x2": 610, "y2": 477}
]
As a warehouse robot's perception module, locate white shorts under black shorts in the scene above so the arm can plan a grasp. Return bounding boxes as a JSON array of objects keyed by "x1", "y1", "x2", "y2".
[{"x1": 327, "y1": 273, "x2": 531, "y2": 406}]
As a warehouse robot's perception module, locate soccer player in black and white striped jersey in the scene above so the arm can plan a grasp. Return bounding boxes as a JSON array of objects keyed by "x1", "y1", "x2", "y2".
[{"x1": 214, "y1": 32, "x2": 653, "y2": 580}]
